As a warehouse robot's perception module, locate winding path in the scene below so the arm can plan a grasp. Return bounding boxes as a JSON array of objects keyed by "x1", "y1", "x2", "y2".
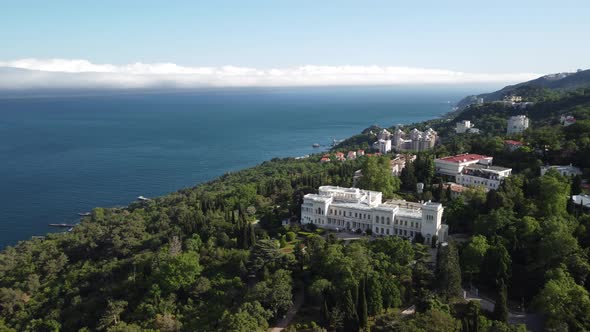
[
  {"x1": 269, "y1": 288, "x2": 305, "y2": 332},
  {"x1": 464, "y1": 289, "x2": 544, "y2": 332}
]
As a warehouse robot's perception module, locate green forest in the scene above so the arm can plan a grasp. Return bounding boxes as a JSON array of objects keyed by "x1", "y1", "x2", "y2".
[{"x1": 2, "y1": 88, "x2": 590, "y2": 331}]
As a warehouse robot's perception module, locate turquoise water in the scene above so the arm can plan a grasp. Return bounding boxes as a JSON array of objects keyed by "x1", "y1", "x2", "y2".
[{"x1": 0, "y1": 86, "x2": 473, "y2": 247}]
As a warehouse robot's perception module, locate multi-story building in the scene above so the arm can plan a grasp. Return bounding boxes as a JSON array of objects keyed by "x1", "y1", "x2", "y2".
[
  {"x1": 456, "y1": 164, "x2": 512, "y2": 190},
  {"x1": 455, "y1": 120, "x2": 478, "y2": 134},
  {"x1": 391, "y1": 154, "x2": 416, "y2": 176},
  {"x1": 301, "y1": 186, "x2": 448, "y2": 243},
  {"x1": 377, "y1": 139, "x2": 392, "y2": 154},
  {"x1": 377, "y1": 129, "x2": 392, "y2": 140},
  {"x1": 507, "y1": 115, "x2": 529, "y2": 135},
  {"x1": 434, "y1": 154, "x2": 493, "y2": 178},
  {"x1": 383, "y1": 127, "x2": 437, "y2": 152}
]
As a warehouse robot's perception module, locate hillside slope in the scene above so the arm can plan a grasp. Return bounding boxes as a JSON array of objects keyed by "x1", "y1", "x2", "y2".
[{"x1": 457, "y1": 69, "x2": 590, "y2": 109}]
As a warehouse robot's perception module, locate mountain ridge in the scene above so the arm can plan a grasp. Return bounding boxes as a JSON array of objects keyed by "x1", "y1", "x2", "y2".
[{"x1": 456, "y1": 69, "x2": 590, "y2": 109}]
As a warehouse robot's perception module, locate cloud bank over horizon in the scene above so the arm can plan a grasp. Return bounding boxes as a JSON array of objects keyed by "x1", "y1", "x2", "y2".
[{"x1": 0, "y1": 58, "x2": 542, "y2": 89}]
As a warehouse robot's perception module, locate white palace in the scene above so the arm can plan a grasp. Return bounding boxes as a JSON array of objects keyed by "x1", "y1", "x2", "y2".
[{"x1": 301, "y1": 186, "x2": 448, "y2": 243}]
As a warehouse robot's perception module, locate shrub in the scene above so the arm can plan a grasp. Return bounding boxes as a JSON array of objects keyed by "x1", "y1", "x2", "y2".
[{"x1": 286, "y1": 231, "x2": 296, "y2": 242}]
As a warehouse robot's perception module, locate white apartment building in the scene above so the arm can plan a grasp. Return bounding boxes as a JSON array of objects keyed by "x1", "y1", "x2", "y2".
[
  {"x1": 301, "y1": 186, "x2": 447, "y2": 243},
  {"x1": 455, "y1": 120, "x2": 475, "y2": 134},
  {"x1": 378, "y1": 139, "x2": 392, "y2": 154},
  {"x1": 541, "y1": 164, "x2": 582, "y2": 177},
  {"x1": 507, "y1": 115, "x2": 530, "y2": 135},
  {"x1": 434, "y1": 154, "x2": 493, "y2": 178},
  {"x1": 377, "y1": 129, "x2": 392, "y2": 140},
  {"x1": 388, "y1": 127, "x2": 437, "y2": 152},
  {"x1": 456, "y1": 164, "x2": 512, "y2": 190}
]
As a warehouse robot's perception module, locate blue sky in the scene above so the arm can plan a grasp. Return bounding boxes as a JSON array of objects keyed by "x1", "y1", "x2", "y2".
[{"x1": 0, "y1": 1, "x2": 588, "y2": 88}]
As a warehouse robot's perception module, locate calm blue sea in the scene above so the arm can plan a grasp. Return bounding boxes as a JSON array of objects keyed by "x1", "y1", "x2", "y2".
[{"x1": 0, "y1": 86, "x2": 479, "y2": 247}]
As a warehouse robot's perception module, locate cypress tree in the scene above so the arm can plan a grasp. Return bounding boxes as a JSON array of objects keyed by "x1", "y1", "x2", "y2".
[
  {"x1": 321, "y1": 297, "x2": 330, "y2": 327},
  {"x1": 493, "y1": 279, "x2": 508, "y2": 322},
  {"x1": 367, "y1": 275, "x2": 383, "y2": 316},
  {"x1": 436, "y1": 242, "x2": 462, "y2": 299},
  {"x1": 465, "y1": 301, "x2": 480, "y2": 332},
  {"x1": 342, "y1": 290, "x2": 358, "y2": 332},
  {"x1": 249, "y1": 223, "x2": 256, "y2": 247},
  {"x1": 358, "y1": 278, "x2": 369, "y2": 330}
]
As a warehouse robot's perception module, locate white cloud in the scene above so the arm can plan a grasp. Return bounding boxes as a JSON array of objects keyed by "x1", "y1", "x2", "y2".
[{"x1": 0, "y1": 58, "x2": 541, "y2": 89}]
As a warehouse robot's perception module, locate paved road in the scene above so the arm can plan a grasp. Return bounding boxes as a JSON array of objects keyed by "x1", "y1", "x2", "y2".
[{"x1": 269, "y1": 288, "x2": 305, "y2": 332}]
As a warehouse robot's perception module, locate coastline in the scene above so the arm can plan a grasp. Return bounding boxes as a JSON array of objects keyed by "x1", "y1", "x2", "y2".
[{"x1": 0, "y1": 87, "x2": 462, "y2": 247}]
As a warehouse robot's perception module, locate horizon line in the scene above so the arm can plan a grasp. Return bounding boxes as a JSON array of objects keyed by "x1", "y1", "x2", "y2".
[{"x1": 0, "y1": 58, "x2": 554, "y2": 89}]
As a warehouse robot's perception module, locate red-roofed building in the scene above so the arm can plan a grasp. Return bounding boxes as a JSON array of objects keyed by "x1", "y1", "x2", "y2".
[
  {"x1": 434, "y1": 153, "x2": 493, "y2": 177},
  {"x1": 335, "y1": 152, "x2": 346, "y2": 161},
  {"x1": 442, "y1": 182, "x2": 468, "y2": 199},
  {"x1": 504, "y1": 140, "x2": 524, "y2": 152},
  {"x1": 357, "y1": 149, "x2": 365, "y2": 156},
  {"x1": 320, "y1": 157, "x2": 331, "y2": 163},
  {"x1": 561, "y1": 115, "x2": 576, "y2": 127}
]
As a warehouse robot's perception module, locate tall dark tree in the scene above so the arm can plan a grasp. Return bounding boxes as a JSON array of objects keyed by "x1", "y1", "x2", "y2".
[
  {"x1": 464, "y1": 301, "x2": 480, "y2": 332},
  {"x1": 400, "y1": 160, "x2": 418, "y2": 191},
  {"x1": 358, "y1": 278, "x2": 369, "y2": 330},
  {"x1": 436, "y1": 242, "x2": 462, "y2": 299},
  {"x1": 367, "y1": 275, "x2": 383, "y2": 316},
  {"x1": 493, "y1": 279, "x2": 508, "y2": 323},
  {"x1": 321, "y1": 298, "x2": 330, "y2": 327},
  {"x1": 342, "y1": 290, "x2": 359, "y2": 332}
]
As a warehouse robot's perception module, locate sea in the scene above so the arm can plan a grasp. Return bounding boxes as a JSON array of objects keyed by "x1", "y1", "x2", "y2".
[{"x1": 0, "y1": 85, "x2": 487, "y2": 247}]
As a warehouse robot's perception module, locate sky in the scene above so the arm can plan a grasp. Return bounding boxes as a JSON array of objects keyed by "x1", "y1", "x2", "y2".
[{"x1": 0, "y1": 0, "x2": 588, "y2": 88}]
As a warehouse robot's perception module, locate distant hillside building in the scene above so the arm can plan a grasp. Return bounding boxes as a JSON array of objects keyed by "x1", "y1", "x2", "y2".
[
  {"x1": 301, "y1": 186, "x2": 447, "y2": 243},
  {"x1": 504, "y1": 95, "x2": 523, "y2": 103},
  {"x1": 434, "y1": 154, "x2": 493, "y2": 178},
  {"x1": 560, "y1": 115, "x2": 576, "y2": 127},
  {"x1": 455, "y1": 120, "x2": 480, "y2": 134},
  {"x1": 455, "y1": 120, "x2": 473, "y2": 133},
  {"x1": 541, "y1": 164, "x2": 582, "y2": 177},
  {"x1": 507, "y1": 115, "x2": 529, "y2": 135},
  {"x1": 504, "y1": 140, "x2": 524, "y2": 152}
]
